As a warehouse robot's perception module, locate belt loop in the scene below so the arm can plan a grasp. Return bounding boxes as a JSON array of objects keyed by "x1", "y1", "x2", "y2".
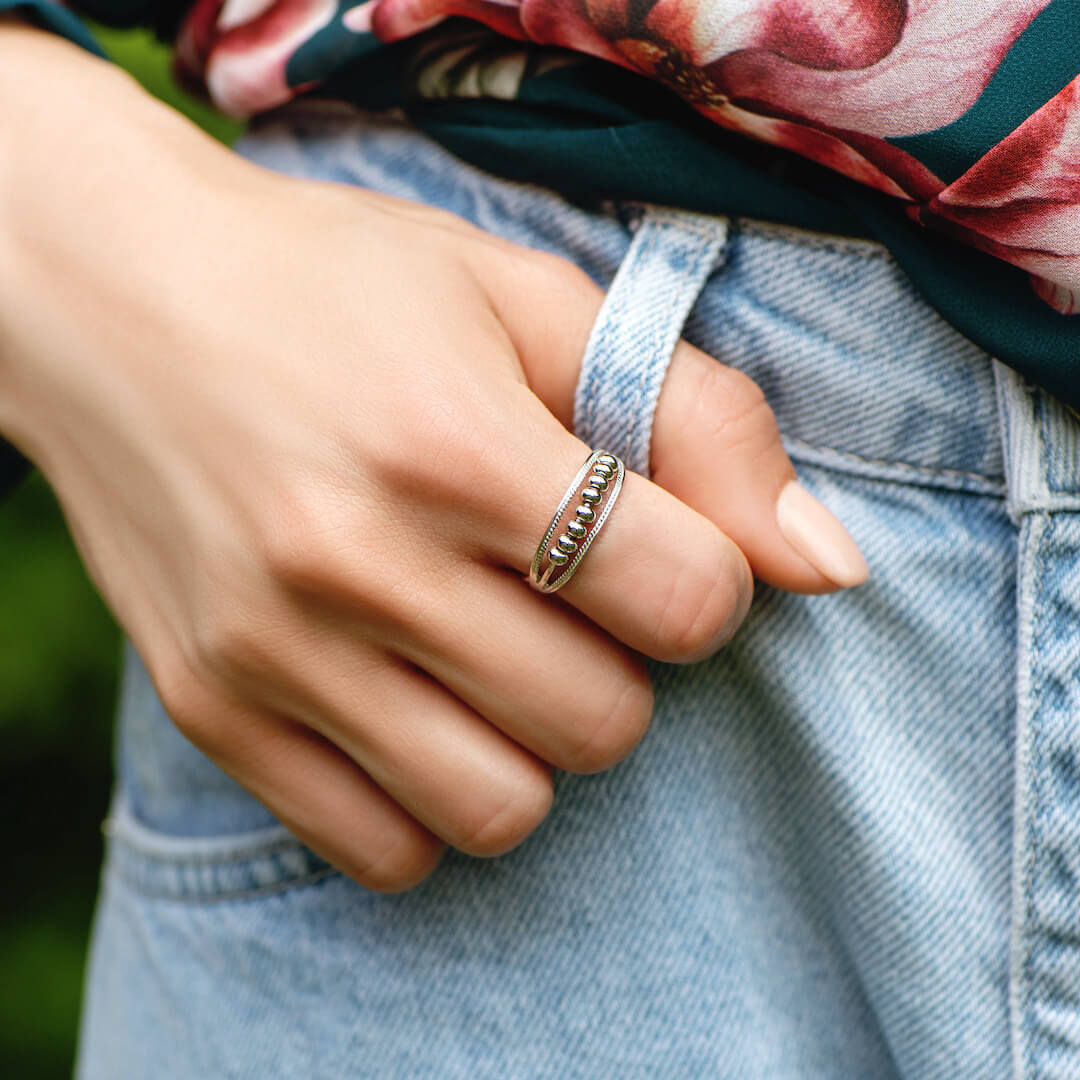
[
  {"x1": 573, "y1": 205, "x2": 729, "y2": 478},
  {"x1": 993, "y1": 358, "x2": 1080, "y2": 521}
]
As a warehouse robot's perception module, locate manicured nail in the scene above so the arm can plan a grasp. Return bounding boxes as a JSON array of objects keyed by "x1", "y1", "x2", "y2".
[{"x1": 775, "y1": 479, "x2": 869, "y2": 588}]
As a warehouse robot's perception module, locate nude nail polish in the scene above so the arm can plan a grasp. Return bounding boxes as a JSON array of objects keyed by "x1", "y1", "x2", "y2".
[{"x1": 775, "y1": 479, "x2": 870, "y2": 588}]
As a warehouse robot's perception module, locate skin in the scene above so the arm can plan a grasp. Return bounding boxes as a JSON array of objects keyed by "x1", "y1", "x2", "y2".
[{"x1": 0, "y1": 20, "x2": 865, "y2": 891}]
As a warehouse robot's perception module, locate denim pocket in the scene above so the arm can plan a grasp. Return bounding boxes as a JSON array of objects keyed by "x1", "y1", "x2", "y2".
[{"x1": 102, "y1": 793, "x2": 337, "y2": 903}]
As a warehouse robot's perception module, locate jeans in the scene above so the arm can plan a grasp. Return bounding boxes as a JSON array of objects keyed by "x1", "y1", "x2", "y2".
[{"x1": 75, "y1": 103, "x2": 1080, "y2": 1080}]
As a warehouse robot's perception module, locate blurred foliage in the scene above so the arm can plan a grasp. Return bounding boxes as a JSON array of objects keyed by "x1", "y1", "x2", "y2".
[{"x1": 0, "y1": 24, "x2": 242, "y2": 1079}]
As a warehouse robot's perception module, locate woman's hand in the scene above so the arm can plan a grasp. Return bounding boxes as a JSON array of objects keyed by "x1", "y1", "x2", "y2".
[{"x1": 0, "y1": 25, "x2": 866, "y2": 890}]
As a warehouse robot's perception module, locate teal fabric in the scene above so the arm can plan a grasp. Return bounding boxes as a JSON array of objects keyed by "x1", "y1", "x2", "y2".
[
  {"x1": 0, "y1": 0, "x2": 102, "y2": 55},
  {"x1": 403, "y1": 89, "x2": 1080, "y2": 411},
  {"x1": 889, "y1": 0, "x2": 1080, "y2": 184}
]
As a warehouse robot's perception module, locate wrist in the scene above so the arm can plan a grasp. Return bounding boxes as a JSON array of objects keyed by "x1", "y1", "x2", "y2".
[{"x1": 0, "y1": 25, "x2": 261, "y2": 469}]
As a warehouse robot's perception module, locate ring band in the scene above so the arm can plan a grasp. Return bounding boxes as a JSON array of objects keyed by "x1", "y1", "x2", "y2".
[{"x1": 528, "y1": 449, "x2": 625, "y2": 593}]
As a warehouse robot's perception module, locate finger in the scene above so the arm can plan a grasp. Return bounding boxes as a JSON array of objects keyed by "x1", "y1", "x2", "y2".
[
  {"x1": 167, "y1": 684, "x2": 446, "y2": 893},
  {"x1": 394, "y1": 557, "x2": 655, "y2": 775},
  {"x1": 652, "y1": 341, "x2": 870, "y2": 592},
  {"x1": 471, "y1": 244, "x2": 869, "y2": 594},
  {"x1": 475, "y1": 407, "x2": 754, "y2": 665},
  {"x1": 247, "y1": 640, "x2": 555, "y2": 858}
]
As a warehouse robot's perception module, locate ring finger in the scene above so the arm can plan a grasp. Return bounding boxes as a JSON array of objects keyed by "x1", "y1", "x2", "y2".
[
  {"x1": 254, "y1": 639, "x2": 556, "y2": 858},
  {"x1": 481, "y1": 420, "x2": 755, "y2": 664},
  {"x1": 393, "y1": 556, "x2": 655, "y2": 775}
]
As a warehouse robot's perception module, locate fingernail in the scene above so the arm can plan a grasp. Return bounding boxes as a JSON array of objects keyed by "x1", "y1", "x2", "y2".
[{"x1": 775, "y1": 479, "x2": 869, "y2": 588}]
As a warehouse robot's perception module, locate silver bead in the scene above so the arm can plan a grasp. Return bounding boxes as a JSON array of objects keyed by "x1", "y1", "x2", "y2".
[
  {"x1": 575, "y1": 505, "x2": 595, "y2": 523},
  {"x1": 593, "y1": 461, "x2": 614, "y2": 480},
  {"x1": 567, "y1": 520, "x2": 587, "y2": 539},
  {"x1": 548, "y1": 548, "x2": 569, "y2": 566},
  {"x1": 581, "y1": 487, "x2": 602, "y2": 505},
  {"x1": 588, "y1": 473, "x2": 609, "y2": 491},
  {"x1": 557, "y1": 535, "x2": 577, "y2": 554},
  {"x1": 596, "y1": 453, "x2": 618, "y2": 469}
]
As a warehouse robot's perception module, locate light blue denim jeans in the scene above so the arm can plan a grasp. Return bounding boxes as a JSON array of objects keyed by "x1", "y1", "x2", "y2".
[{"x1": 76, "y1": 104, "x2": 1080, "y2": 1080}]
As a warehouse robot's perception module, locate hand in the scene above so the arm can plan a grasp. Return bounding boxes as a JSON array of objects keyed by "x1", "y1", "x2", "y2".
[{"x1": 0, "y1": 25, "x2": 866, "y2": 891}]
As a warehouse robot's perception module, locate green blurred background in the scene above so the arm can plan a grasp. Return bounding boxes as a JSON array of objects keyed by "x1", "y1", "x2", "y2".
[{"x1": 0, "y1": 28, "x2": 241, "y2": 1079}]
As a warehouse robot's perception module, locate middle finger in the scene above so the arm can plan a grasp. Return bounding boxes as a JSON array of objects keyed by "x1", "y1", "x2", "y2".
[{"x1": 395, "y1": 556, "x2": 655, "y2": 775}]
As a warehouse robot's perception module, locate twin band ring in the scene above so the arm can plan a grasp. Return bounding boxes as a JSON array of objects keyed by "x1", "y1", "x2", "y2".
[{"x1": 528, "y1": 449, "x2": 626, "y2": 593}]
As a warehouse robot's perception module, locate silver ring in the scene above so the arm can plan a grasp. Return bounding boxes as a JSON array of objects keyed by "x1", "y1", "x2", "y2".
[{"x1": 528, "y1": 449, "x2": 625, "y2": 593}]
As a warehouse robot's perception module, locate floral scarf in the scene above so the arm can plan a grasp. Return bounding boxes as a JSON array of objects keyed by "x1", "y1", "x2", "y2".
[{"x1": 153, "y1": 0, "x2": 1080, "y2": 316}]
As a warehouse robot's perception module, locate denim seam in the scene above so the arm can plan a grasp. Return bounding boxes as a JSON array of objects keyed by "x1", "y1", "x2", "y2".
[
  {"x1": 1041, "y1": 386, "x2": 1080, "y2": 495},
  {"x1": 731, "y1": 217, "x2": 890, "y2": 260},
  {"x1": 645, "y1": 206, "x2": 722, "y2": 241},
  {"x1": 614, "y1": 203, "x2": 885, "y2": 261},
  {"x1": 1012, "y1": 511, "x2": 1050, "y2": 1080},
  {"x1": 579, "y1": 217, "x2": 635, "y2": 443},
  {"x1": 108, "y1": 847, "x2": 341, "y2": 904},
  {"x1": 1005, "y1": 388, "x2": 1080, "y2": 511},
  {"x1": 1010, "y1": 493, "x2": 1080, "y2": 515},
  {"x1": 616, "y1": 220, "x2": 663, "y2": 464},
  {"x1": 581, "y1": 219, "x2": 640, "y2": 444},
  {"x1": 782, "y1": 434, "x2": 1007, "y2": 494},
  {"x1": 103, "y1": 824, "x2": 311, "y2": 866},
  {"x1": 102, "y1": 795, "x2": 314, "y2": 865}
]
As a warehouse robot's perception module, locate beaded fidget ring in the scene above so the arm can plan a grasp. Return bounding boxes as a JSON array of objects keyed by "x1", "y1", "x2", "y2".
[{"x1": 528, "y1": 450, "x2": 626, "y2": 594}]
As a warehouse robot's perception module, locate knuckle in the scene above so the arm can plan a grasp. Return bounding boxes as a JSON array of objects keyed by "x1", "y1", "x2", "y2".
[
  {"x1": 453, "y1": 766, "x2": 554, "y2": 857},
  {"x1": 563, "y1": 669, "x2": 655, "y2": 774},
  {"x1": 530, "y1": 248, "x2": 600, "y2": 294},
  {"x1": 380, "y1": 393, "x2": 498, "y2": 508},
  {"x1": 352, "y1": 834, "x2": 447, "y2": 894},
  {"x1": 260, "y1": 495, "x2": 418, "y2": 624},
  {"x1": 696, "y1": 362, "x2": 778, "y2": 455},
  {"x1": 152, "y1": 654, "x2": 224, "y2": 746},
  {"x1": 526, "y1": 252, "x2": 605, "y2": 327},
  {"x1": 189, "y1": 604, "x2": 273, "y2": 686},
  {"x1": 653, "y1": 536, "x2": 748, "y2": 662},
  {"x1": 260, "y1": 499, "x2": 356, "y2": 597}
]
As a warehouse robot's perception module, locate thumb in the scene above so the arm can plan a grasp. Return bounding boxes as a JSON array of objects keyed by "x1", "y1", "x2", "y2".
[{"x1": 479, "y1": 247, "x2": 869, "y2": 595}]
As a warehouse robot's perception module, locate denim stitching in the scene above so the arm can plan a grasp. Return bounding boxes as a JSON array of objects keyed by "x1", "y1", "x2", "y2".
[
  {"x1": 103, "y1": 822, "x2": 311, "y2": 866},
  {"x1": 732, "y1": 217, "x2": 890, "y2": 260},
  {"x1": 620, "y1": 220, "x2": 719, "y2": 469},
  {"x1": 582, "y1": 247, "x2": 623, "y2": 445},
  {"x1": 581, "y1": 213, "x2": 668, "y2": 455},
  {"x1": 620, "y1": 202, "x2": 886, "y2": 258},
  {"x1": 580, "y1": 219, "x2": 640, "y2": 446},
  {"x1": 1041, "y1": 386, "x2": 1080, "y2": 496},
  {"x1": 618, "y1": 219, "x2": 667, "y2": 465},
  {"x1": 1019, "y1": 512, "x2": 1050, "y2": 1080},
  {"x1": 578, "y1": 207, "x2": 726, "y2": 473},
  {"x1": 110, "y1": 853, "x2": 340, "y2": 904},
  {"x1": 782, "y1": 434, "x2": 1007, "y2": 492},
  {"x1": 646, "y1": 206, "x2": 721, "y2": 242}
]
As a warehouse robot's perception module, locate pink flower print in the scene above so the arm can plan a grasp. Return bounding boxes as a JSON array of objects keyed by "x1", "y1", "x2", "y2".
[
  {"x1": 515, "y1": 0, "x2": 1052, "y2": 199},
  {"x1": 916, "y1": 76, "x2": 1080, "y2": 313},
  {"x1": 177, "y1": 0, "x2": 339, "y2": 116}
]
